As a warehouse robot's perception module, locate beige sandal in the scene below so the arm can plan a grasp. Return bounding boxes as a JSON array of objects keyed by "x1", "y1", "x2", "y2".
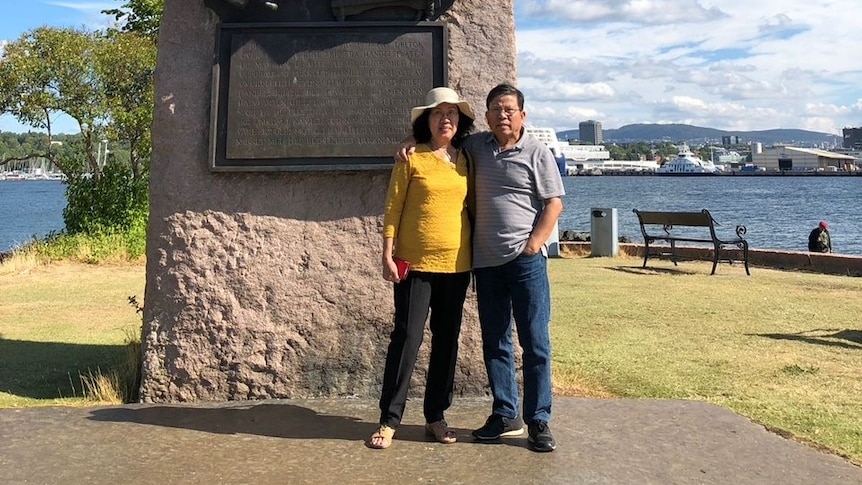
[
  {"x1": 425, "y1": 419, "x2": 457, "y2": 444},
  {"x1": 368, "y1": 425, "x2": 396, "y2": 449}
]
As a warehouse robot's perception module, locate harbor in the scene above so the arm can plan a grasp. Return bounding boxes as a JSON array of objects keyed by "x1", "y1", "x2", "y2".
[
  {"x1": 567, "y1": 168, "x2": 862, "y2": 176},
  {"x1": 556, "y1": 175, "x2": 862, "y2": 256},
  {"x1": 524, "y1": 126, "x2": 862, "y2": 177},
  {"x1": 3, "y1": 175, "x2": 861, "y2": 256}
]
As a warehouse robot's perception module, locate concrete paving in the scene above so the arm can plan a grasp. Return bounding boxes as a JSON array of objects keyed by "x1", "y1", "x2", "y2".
[{"x1": 1, "y1": 397, "x2": 859, "y2": 484}]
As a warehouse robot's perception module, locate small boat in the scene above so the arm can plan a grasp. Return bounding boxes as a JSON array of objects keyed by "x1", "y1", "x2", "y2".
[
  {"x1": 1, "y1": 171, "x2": 29, "y2": 181},
  {"x1": 656, "y1": 145, "x2": 722, "y2": 175}
]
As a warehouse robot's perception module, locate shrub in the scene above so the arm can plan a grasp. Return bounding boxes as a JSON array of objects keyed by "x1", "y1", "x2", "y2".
[{"x1": 64, "y1": 160, "x2": 148, "y2": 235}]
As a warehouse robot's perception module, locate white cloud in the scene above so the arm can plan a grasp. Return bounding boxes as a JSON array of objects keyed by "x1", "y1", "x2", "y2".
[
  {"x1": 521, "y1": 0, "x2": 728, "y2": 25},
  {"x1": 515, "y1": 0, "x2": 862, "y2": 135},
  {"x1": 46, "y1": 2, "x2": 116, "y2": 30}
]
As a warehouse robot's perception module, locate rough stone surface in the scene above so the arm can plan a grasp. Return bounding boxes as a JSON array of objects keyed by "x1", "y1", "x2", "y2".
[{"x1": 143, "y1": 0, "x2": 516, "y2": 402}]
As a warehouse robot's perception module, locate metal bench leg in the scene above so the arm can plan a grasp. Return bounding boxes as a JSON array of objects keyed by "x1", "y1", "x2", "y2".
[
  {"x1": 670, "y1": 240, "x2": 678, "y2": 266},
  {"x1": 642, "y1": 240, "x2": 649, "y2": 268},
  {"x1": 711, "y1": 245, "x2": 720, "y2": 275},
  {"x1": 743, "y1": 243, "x2": 750, "y2": 276}
]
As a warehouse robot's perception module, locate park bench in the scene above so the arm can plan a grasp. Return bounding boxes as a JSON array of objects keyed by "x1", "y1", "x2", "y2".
[{"x1": 632, "y1": 209, "x2": 750, "y2": 275}]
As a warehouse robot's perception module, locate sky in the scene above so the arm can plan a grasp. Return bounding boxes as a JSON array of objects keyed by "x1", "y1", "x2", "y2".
[{"x1": 1, "y1": 1, "x2": 860, "y2": 135}]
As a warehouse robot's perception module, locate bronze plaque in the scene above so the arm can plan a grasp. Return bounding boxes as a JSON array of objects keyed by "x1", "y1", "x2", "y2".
[{"x1": 209, "y1": 22, "x2": 447, "y2": 171}]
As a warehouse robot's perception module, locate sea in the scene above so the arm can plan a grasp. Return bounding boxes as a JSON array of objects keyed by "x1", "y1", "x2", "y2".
[
  {"x1": 1, "y1": 180, "x2": 67, "y2": 253},
  {"x1": 2, "y1": 176, "x2": 861, "y2": 255},
  {"x1": 558, "y1": 176, "x2": 861, "y2": 255}
]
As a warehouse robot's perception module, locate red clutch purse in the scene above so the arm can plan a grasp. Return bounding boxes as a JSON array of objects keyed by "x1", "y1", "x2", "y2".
[{"x1": 393, "y1": 257, "x2": 411, "y2": 280}]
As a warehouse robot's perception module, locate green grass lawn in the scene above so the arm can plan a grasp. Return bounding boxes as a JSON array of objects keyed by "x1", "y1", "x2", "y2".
[
  {"x1": 1, "y1": 255, "x2": 859, "y2": 464},
  {"x1": 0, "y1": 262, "x2": 144, "y2": 407},
  {"x1": 549, "y1": 254, "x2": 861, "y2": 464}
]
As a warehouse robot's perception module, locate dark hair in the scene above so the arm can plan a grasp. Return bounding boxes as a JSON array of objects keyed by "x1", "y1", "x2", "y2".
[
  {"x1": 485, "y1": 83, "x2": 524, "y2": 110},
  {"x1": 412, "y1": 108, "x2": 475, "y2": 148}
]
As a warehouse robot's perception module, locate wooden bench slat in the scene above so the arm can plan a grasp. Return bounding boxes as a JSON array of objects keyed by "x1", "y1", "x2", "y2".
[{"x1": 634, "y1": 211, "x2": 712, "y2": 227}]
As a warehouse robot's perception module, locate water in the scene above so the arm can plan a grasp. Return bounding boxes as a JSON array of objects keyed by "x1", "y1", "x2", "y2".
[
  {"x1": 0, "y1": 180, "x2": 66, "y2": 252},
  {"x1": 2, "y1": 177, "x2": 861, "y2": 255},
  {"x1": 559, "y1": 176, "x2": 862, "y2": 255}
]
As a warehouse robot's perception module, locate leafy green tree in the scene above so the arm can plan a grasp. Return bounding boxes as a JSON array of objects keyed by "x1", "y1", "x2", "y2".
[
  {"x1": 103, "y1": 0, "x2": 165, "y2": 41},
  {"x1": 96, "y1": 32, "x2": 156, "y2": 179},
  {"x1": 603, "y1": 142, "x2": 681, "y2": 162},
  {"x1": 0, "y1": 29, "x2": 155, "y2": 235},
  {"x1": 604, "y1": 143, "x2": 627, "y2": 161},
  {"x1": 0, "y1": 18, "x2": 157, "y2": 175},
  {"x1": 0, "y1": 28, "x2": 103, "y2": 174}
]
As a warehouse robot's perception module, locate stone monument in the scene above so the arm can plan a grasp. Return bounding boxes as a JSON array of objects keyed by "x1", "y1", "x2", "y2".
[{"x1": 141, "y1": 0, "x2": 516, "y2": 402}]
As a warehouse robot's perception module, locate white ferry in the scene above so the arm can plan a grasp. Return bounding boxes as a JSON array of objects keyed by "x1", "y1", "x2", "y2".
[
  {"x1": 656, "y1": 145, "x2": 722, "y2": 175},
  {"x1": 524, "y1": 126, "x2": 611, "y2": 173}
]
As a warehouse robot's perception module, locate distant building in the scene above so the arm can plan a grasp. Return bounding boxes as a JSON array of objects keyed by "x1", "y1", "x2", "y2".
[
  {"x1": 843, "y1": 127, "x2": 862, "y2": 149},
  {"x1": 721, "y1": 135, "x2": 741, "y2": 145},
  {"x1": 751, "y1": 146, "x2": 856, "y2": 171},
  {"x1": 711, "y1": 147, "x2": 746, "y2": 166},
  {"x1": 579, "y1": 120, "x2": 602, "y2": 144}
]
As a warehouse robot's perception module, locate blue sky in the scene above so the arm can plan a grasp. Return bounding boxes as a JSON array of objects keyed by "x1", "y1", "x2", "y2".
[{"x1": 2, "y1": 1, "x2": 861, "y2": 136}]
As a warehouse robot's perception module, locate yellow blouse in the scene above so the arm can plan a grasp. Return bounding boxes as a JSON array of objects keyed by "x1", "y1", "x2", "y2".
[{"x1": 382, "y1": 144, "x2": 472, "y2": 273}]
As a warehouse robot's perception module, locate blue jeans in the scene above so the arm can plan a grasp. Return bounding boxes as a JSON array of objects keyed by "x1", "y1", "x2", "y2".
[{"x1": 474, "y1": 252, "x2": 552, "y2": 424}]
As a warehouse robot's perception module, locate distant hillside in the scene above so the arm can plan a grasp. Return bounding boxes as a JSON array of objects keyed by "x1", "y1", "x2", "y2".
[{"x1": 556, "y1": 123, "x2": 837, "y2": 146}]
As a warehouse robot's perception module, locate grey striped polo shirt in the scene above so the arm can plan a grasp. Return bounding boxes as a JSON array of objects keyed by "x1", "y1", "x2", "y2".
[{"x1": 462, "y1": 130, "x2": 566, "y2": 268}]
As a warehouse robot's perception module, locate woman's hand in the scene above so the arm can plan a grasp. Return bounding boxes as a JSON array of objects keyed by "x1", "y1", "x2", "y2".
[{"x1": 382, "y1": 256, "x2": 401, "y2": 282}]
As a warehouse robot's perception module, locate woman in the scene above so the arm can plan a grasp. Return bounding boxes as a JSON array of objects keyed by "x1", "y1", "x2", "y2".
[{"x1": 369, "y1": 87, "x2": 475, "y2": 449}]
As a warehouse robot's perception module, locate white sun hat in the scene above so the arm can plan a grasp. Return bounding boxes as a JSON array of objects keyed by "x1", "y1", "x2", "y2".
[{"x1": 410, "y1": 87, "x2": 475, "y2": 123}]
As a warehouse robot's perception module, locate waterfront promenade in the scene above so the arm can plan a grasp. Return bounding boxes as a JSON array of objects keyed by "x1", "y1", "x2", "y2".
[{"x1": 2, "y1": 397, "x2": 860, "y2": 485}]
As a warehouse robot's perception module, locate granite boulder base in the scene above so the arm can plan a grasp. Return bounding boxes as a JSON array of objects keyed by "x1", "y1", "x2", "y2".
[{"x1": 141, "y1": 0, "x2": 517, "y2": 402}]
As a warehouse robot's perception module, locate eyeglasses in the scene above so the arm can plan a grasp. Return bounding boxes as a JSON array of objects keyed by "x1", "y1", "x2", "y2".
[{"x1": 488, "y1": 107, "x2": 521, "y2": 118}]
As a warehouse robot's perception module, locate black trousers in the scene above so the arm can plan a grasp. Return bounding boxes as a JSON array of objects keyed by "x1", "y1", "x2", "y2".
[{"x1": 378, "y1": 270, "x2": 471, "y2": 428}]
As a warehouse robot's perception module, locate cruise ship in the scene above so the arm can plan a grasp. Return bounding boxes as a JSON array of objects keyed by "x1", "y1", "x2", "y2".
[
  {"x1": 525, "y1": 126, "x2": 613, "y2": 173},
  {"x1": 526, "y1": 127, "x2": 611, "y2": 161},
  {"x1": 656, "y1": 145, "x2": 722, "y2": 175},
  {"x1": 525, "y1": 126, "x2": 659, "y2": 174}
]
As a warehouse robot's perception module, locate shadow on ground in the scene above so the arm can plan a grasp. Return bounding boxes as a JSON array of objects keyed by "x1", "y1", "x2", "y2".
[
  {"x1": 605, "y1": 265, "x2": 695, "y2": 276},
  {"x1": 86, "y1": 402, "x2": 509, "y2": 447},
  {"x1": 0, "y1": 339, "x2": 128, "y2": 398},
  {"x1": 750, "y1": 328, "x2": 862, "y2": 350}
]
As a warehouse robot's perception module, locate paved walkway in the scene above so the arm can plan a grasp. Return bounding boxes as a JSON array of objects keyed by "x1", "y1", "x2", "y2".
[{"x1": 1, "y1": 397, "x2": 859, "y2": 484}]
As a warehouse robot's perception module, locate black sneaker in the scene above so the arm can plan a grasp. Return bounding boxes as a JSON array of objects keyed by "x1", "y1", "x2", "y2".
[
  {"x1": 472, "y1": 414, "x2": 525, "y2": 440},
  {"x1": 527, "y1": 421, "x2": 556, "y2": 452}
]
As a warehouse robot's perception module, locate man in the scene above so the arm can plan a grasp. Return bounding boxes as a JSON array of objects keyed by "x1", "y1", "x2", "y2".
[
  {"x1": 808, "y1": 221, "x2": 832, "y2": 253},
  {"x1": 398, "y1": 83, "x2": 565, "y2": 452}
]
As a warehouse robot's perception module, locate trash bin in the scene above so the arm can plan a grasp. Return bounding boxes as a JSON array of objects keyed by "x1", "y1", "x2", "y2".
[{"x1": 590, "y1": 208, "x2": 618, "y2": 257}]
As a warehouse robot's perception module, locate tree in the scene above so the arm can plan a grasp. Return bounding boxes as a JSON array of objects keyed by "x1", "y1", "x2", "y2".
[
  {"x1": 97, "y1": 32, "x2": 156, "y2": 179},
  {"x1": 0, "y1": 2, "x2": 161, "y2": 235},
  {"x1": 103, "y1": 0, "x2": 165, "y2": 41},
  {"x1": 0, "y1": 26, "x2": 156, "y2": 234},
  {"x1": 0, "y1": 27, "x2": 104, "y2": 175},
  {"x1": 0, "y1": 25, "x2": 156, "y2": 178}
]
